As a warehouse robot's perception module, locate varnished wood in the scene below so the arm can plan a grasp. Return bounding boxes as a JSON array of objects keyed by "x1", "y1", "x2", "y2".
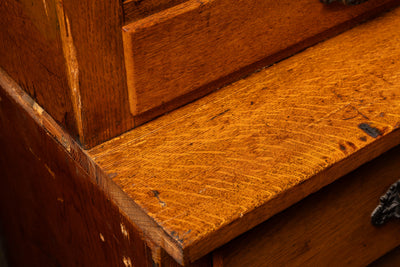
[
  {"x1": 0, "y1": 71, "x2": 152, "y2": 266},
  {"x1": 55, "y1": 0, "x2": 135, "y2": 148},
  {"x1": 91, "y1": 7, "x2": 400, "y2": 264},
  {"x1": 123, "y1": 0, "x2": 187, "y2": 23},
  {"x1": 0, "y1": 0, "x2": 78, "y2": 139},
  {"x1": 122, "y1": 0, "x2": 399, "y2": 116},
  {"x1": 214, "y1": 145, "x2": 400, "y2": 266}
]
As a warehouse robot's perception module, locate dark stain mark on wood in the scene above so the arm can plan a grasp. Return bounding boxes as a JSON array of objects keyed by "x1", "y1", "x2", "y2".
[
  {"x1": 379, "y1": 112, "x2": 385, "y2": 117},
  {"x1": 250, "y1": 101, "x2": 254, "y2": 105},
  {"x1": 108, "y1": 173, "x2": 118, "y2": 178},
  {"x1": 151, "y1": 190, "x2": 166, "y2": 207},
  {"x1": 346, "y1": 141, "x2": 357, "y2": 149},
  {"x1": 359, "y1": 136, "x2": 367, "y2": 142},
  {"x1": 339, "y1": 144, "x2": 346, "y2": 151},
  {"x1": 358, "y1": 123, "x2": 382, "y2": 138},
  {"x1": 170, "y1": 231, "x2": 184, "y2": 243},
  {"x1": 210, "y1": 109, "x2": 231, "y2": 120}
]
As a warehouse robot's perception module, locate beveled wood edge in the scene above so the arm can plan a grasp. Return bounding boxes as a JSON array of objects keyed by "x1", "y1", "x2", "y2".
[
  {"x1": 0, "y1": 67, "x2": 186, "y2": 266},
  {"x1": 3, "y1": 61, "x2": 400, "y2": 265},
  {"x1": 185, "y1": 128, "x2": 400, "y2": 262}
]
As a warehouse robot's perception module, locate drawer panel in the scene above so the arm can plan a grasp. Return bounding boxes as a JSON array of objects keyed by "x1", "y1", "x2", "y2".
[
  {"x1": 214, "y1": 146, "x2": 400, "y2": 267},
  {"x1": 122, "y1": 0, "x2": 398, "y2": 116}
]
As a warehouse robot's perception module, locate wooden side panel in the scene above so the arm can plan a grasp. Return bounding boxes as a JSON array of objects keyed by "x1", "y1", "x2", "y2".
[
  {"x1": 0, "y1": 0, "x2": 78, "y2": 138},
  {"x1": 123, "y1": 0, "x2": 188, "y2": 23},
  {"x1": 215, "y1": 146, "x2": 400, "y2": 267},
  {"x1": 53, "y1": 0, "x2": 135, "y2": 148},
  {"x1": 123, "y1": 0, "x2": 399, "y2": 117},
  {"x1": 0, "y1": 76, "x2": 151, "y2": 266}
]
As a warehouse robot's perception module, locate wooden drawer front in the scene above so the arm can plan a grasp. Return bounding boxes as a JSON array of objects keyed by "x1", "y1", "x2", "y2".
[
  {"x1": 122, "y1": 0, "x2": 398, "y2": 116},
  {"x1": 214, "y1": 146, "x2": 400, "y2": 267}
]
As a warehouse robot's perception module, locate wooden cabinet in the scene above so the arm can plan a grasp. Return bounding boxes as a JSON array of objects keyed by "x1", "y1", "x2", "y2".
[
  {"x1": 1, "y1": 2, "x2": 400, "y2": 267},
  {"x1": 1, "y1": 0, "x2": 398, "y2": 148}
]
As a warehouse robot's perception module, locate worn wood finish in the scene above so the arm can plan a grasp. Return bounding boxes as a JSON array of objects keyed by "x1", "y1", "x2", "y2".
[
  {"x1": 0, "y1": 74, "x2": 152, "y2": 266},
  {"x1": 0, "y1": 0, "x2": 78, "y2": 139},
  {"x1": 53, "y1": 0, "x2": 135, "y2": 148},
  {"x1": 214, "y1": 145, "x2": 400, "y2": 267},
  {"x1": 123, "y1": 0, "x2": 187, "y2": 23},
  {"x1": 122, "y1": 0, "x2": 399, "y2": 116},
  {"x1": 91, "y1": 7, "x2": 400, "y2": 264}
]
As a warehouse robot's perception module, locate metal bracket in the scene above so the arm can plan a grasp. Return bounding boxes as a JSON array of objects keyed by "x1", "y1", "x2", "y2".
[
  {"x1": 371, "y1": 180, "x2": 400, "y2": 226},
  {"x1": 320, "y1": 0, "x2": 369, "y2": 5}
]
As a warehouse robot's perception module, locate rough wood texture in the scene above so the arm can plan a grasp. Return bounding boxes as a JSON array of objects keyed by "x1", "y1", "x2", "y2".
[
  {"x1": 214, "y1": 145, "x2": 400, "y2": 267},
  {"x1": 0, "y1": 0, "x2": 78, "y2": 139},
  {"x1": 122, "y1": 0, "x2": 399, "y2": 116},
  {"x1": 0, "y1": 72, "x2": 152, "y2": 266},
  {"x1": 91, "y1": 7, "x2": 400, "y2": 264},
  {"x1": 0, "y1": 66, "x2": 214, "y2": 267},
  {"x1": 55, "y1": 0, "x2": 135, "y2": 148},
  {"x1": 123, "y1": 0, "x2": 187, "y2": 23}
]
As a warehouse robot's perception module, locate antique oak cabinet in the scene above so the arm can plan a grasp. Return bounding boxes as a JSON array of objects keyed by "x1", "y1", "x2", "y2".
[{"x1": 1, "y1": 0, "x2": 400, "y2": 266}]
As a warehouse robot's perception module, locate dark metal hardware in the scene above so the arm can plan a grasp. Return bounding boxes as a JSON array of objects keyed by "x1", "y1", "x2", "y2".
[
  {"x1": 320, "y1": 0, "x2": 369, "y2": 5},
  {"x1": 371, "y1": 180, "x2": 400, "y2": 226}
]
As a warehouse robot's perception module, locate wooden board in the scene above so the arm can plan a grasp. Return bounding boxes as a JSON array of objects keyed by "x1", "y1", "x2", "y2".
[
  {"x1": 213, "y1": 145, "x2": 400, "y2": 266},
  {"x1": 0, "y1": 0, "x2": 79, "y2": 139},
  {"x1": 0, "y1": 71, "x2": 152, "y2": 267},
  {"x1": 56, "y1": 0, "x2": 136, "y2": 148},
  {"x1": 92, "y1": 7, "x2": 400, "y2": 264},
  {"x1": 122, "y1": 0, "x2": 399, "y2": 116}
]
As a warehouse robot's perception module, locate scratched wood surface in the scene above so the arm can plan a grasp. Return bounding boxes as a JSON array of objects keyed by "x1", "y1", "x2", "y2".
[
  {"x1": 122, "y1": 0, "x2": 399, "y2": 116},
  {"x1": 90, "y1": 7, "x2": 400, "y2": 264},
  {"x1": 0, "y1": 0, "x2": 79, "y2": 139},
  {"x1": 0, "y1": 73, "x2": 152, "y2": 266},
  {"x1": 0, "y1": 66, "x2": 212, "y2": 266},
  {"x1": 214, "y1": 145, "x2": 400, "y2": 266}
]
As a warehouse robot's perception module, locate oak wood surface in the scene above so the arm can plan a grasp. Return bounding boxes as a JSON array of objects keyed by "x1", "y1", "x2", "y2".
[
  {"x1": 214, "y1": 145, "x2": 400, "y2": 267},
  {"x1": 122, "y1": 0, "x2": 399, "y2": 116},
  {"x1": 53, "y1": 0, "x2": 135, "y2": 148},
  {"x1": 91, "y1": 7, "x2": 400, "y2": 264},
  {"x1": 0, "y1": 73, "x2": 152, "y2": 266},
  {"x1": 0, "y1": 0, "x2": 78, "y2": 139}
]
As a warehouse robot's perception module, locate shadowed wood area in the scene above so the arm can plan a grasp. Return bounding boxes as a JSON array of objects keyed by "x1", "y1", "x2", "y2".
[
  {"x1": 123, "y1": 0, "x2": 187, "y2": 23},
  {"x1": 90, "y1": 7, "x2": 400, "y2": 264}
]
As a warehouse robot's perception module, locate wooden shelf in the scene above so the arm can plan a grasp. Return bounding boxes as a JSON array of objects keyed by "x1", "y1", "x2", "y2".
[
  {"x1": 89, "y1": 7, "x2": 400, "y2": 264},
  {"x1": 2, "y1": 5, "x2": 400, "y2": 267}
]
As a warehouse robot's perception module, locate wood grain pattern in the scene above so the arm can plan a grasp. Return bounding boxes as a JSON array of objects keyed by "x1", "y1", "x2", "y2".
[
  {"x1": 0, "y1": 66, "x2": 213, "y2": 267},
  {"x1": 0, "y1": 72, "x2": 152, "y2": 267},
  {"x1": 122, "y1": 0, "x2": 399, "y2": 116},
  {"x1": 214, "y1": 145, "x2": 400, "y2": 267},
  {"x1": 92, "y1": 7, "x2": 400, "y2": 264},
  {"x1": 123, "y1": 0, "x2": 187, "y2": 23},
  {"x1": 0, "y1": 0, "x2": 78, "y2": 139},
  {"x1": 55, "y1": 0, "x2": 135, "y2": 148}
]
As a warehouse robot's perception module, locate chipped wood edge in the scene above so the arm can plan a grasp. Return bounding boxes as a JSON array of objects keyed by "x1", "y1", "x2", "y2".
[
  {"x1": 182, "y1": 127, "x2": 400, "y2": 262},
  {"x1": 55, "y1": 0, "x2": 84, "y2": 141},
  {"x1": 0, "y1": 67, "x2": 187, "y2": 265}
]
